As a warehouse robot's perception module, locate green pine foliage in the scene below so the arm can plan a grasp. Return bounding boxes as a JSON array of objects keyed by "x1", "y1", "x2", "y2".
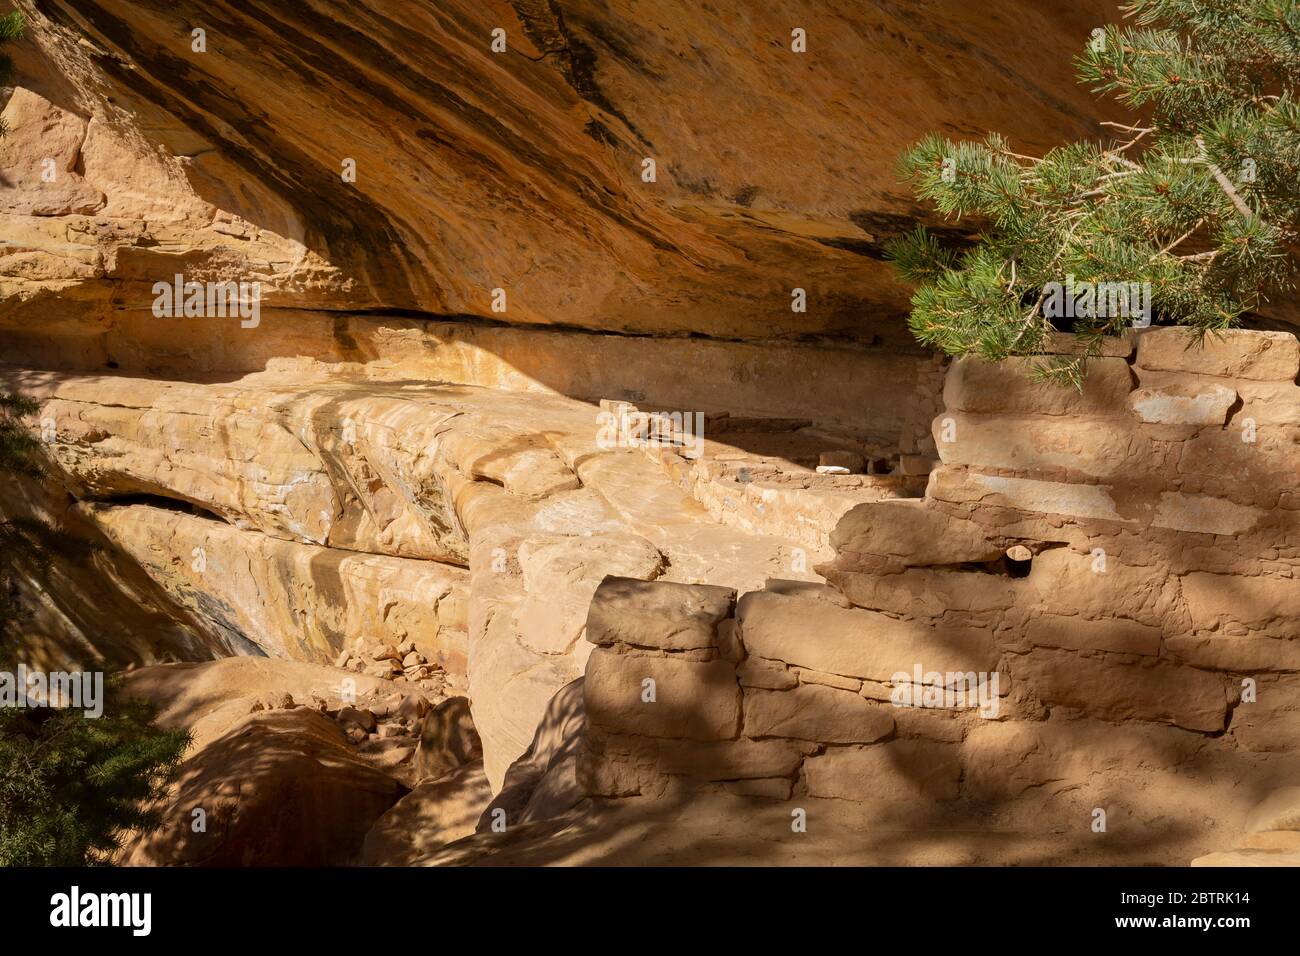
[
  {"x1": 0, "y1": 11, "x2": 24, "y2": 138},
  {"x1": 887, "y1": 0, "x2": 1300, "y2": 387},
  {"x1": 0, "y1": 9, "x2": 22, "y2": 82},
  {"x1": 0, "y1": 408, "x2": 186, "y2": 866},
  {"x1": 0, "y1": 393, "x2": 41, "y2": 477},
  {"x1": 0, "y1": 691, "x2": 190, "y2": 866}
]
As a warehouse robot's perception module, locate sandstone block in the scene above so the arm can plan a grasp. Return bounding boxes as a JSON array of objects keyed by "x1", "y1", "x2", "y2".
[
  {"x1": 1177, "y1": 427, "x2": 1300, "y2": 492},
  {"x1": 1013, "y1": 648, "x2": 1228, "y2": 732},
  {"x1": 1231, "y1": 688, "x2": 1300, "y2": 753},
  {"x1": 654, "y1": 737, "x2": 807, "y2": 780},
  {"x1": 1026, "y1": 549, "x2": 1177, "y2": 630},
  {"x1": 928, "y1": 468, "x2": 1130, "y2": 523},
  {"x1": 961, "y1": 719, "x2": 1200, "y2": 801},
  {"x1": 737, "y1": 656, "x2": 798, "y2": 690},
  {"x1": 585, "y1": 576, "x2": 736, "y2": 651},
  {"x1": 1166, "y1": 635, "x2": 1300, "y2": 672},
  {"x1": 576, "y1": 732, "x2": 646, "y2": 798},
  {"x1": 932, "y1": 413, "x2": 1141, "y2": 479},
  {"x1": 584, "y1": 648, "x2": 740, "y2": 740},
  {"x1": 828, "y1": 498, "x2": 1003, "y2": 567},
  {"x1": 944, "y1": 355, "x2": 1133, "y2": 416},
  {"x1": 1136, "y1": 328, "x2": 1300, "y2": 381},
  {"x1": 891, "y1": 705, "x2": 967, "y2": 743},
  {"x1": 1038, "y1": 331, "x2": 1137, "y2": 358},
  {"x1": 737, "y1": 591, "x2": 999, "y2": 682},
  {"x1": 579, "y1": 733, "x2": 805, "y2": 795},
  {"x1": 804, "y1": 740, "x2": 960, "y2": 802},
  {"x1": 742, "y1": 684, "x2": 894, "y2": 743},
  {"x1": 1182, "y1": 572, "x2": 1300, "y2": 634},
  {"x1": 1026, "y1": 614, "x2": 1162, "y2": 657},
  {"x1": 825, "y1": 565, "x2": 1018, "y2": 618},
  {"x1": 1152, "y1": 492, "x2": 1264, "y2": 535},
  {"x1": 1129, "y1": 382, "x2": 1237, "y2": 426},
  {"x1": 897, "y1": 454, "x2": 938, "y2": 476},
  {"x1": 1236, "y1": 380, "x2": 1300, "y2": 426}
]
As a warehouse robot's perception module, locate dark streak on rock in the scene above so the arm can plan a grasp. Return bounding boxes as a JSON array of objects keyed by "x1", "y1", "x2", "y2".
[
  {"x1": 331, "y1": 314, "x2": 360, "y2": 356},
  {"x1": 39, "y1": 0, "x2": 692, "y2": 299},
  {"x1": 508, "y1": 0, "x2": 650, "y2": 148},
  {"x1": 36, "y1": 0, "x2": 426, "y2": 308},
  {"x1": 584, "y1": 117, "x2": 619, "y2": 147}
]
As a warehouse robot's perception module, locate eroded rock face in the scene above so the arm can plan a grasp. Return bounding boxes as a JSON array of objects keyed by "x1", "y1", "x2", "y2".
[
  {"x1": 358, "y1": 760, "x2": 494, "y2": 867},
  {"x1": 478, "y1": 677, "x2": 588, "y2": 832},
  {"x1": 119, "y1": 658, "x2": 478, "y2": 864},
  {"x1": 0, "y1": 88, "x2": 105, "y2": 216},
  {"x1": 127, "y1": 707, "x2": 405, "y2": 866},
  {"x1": 3, "y1": 0, "x2": 1125, "y2": 351},
  {"x1": 119, "y1": 657, "x2": 411, "y2": 751},
  {"x1": 4, "y1": 362, "x2": 829, "y2": 788},
  {"x1": 86, "y1": 502, "x2": 470, "y2": 664},
  {"x1": 414, "y1": 697, "x2": 482, "y2": 782},
  {"x1": 0, "y1": 4, "x2": 1136, "y2": 801}
]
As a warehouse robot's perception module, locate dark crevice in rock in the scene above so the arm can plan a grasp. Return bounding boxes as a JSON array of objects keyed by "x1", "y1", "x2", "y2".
[
  {"x1": 293, "y1": 306, "x2": 933, "y2": 354},
  {"x1": 86, "y1": 492, "x2": 227, "y2": 524}
]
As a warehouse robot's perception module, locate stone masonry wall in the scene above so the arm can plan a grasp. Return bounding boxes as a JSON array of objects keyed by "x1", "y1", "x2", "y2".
[{"x1": 578, "y1": 328, "x2": 1300, "y2": 845}]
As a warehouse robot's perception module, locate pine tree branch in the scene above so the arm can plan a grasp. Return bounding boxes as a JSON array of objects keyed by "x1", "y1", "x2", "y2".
[
  {"x1": 1195, "y1": 135, "x2": 1256, "y2": 219},
  {"x1": 1156, "y1": 218, "x2": 1205, "y2": 257}
]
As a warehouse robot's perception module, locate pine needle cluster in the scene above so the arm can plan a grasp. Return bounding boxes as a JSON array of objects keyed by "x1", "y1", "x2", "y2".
[{"x1": 887, "y1": 1, "x2": 1300, "y2": 386}]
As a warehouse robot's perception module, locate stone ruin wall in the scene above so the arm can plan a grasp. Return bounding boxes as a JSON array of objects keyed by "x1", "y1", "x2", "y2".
[{"x1": 579, "y1": 327, "x2": 1300, "y2": 849}]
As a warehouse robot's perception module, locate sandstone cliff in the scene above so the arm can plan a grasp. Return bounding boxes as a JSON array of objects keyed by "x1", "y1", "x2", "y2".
[
  {"x1": 1, "y1": 0, "x2": 1123, "y2": 773},
  {"x1": 4, "y1": 0, "x2": 1124, "y2": 353}
]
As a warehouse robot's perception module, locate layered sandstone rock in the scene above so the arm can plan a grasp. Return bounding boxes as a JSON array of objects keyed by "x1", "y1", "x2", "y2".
[
  {"x1": 3, "y1": 361, "x2": 831, "y2": 790},
  {"x1": 87, "y1": 502, "x2": 470, "y2": 666}
]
